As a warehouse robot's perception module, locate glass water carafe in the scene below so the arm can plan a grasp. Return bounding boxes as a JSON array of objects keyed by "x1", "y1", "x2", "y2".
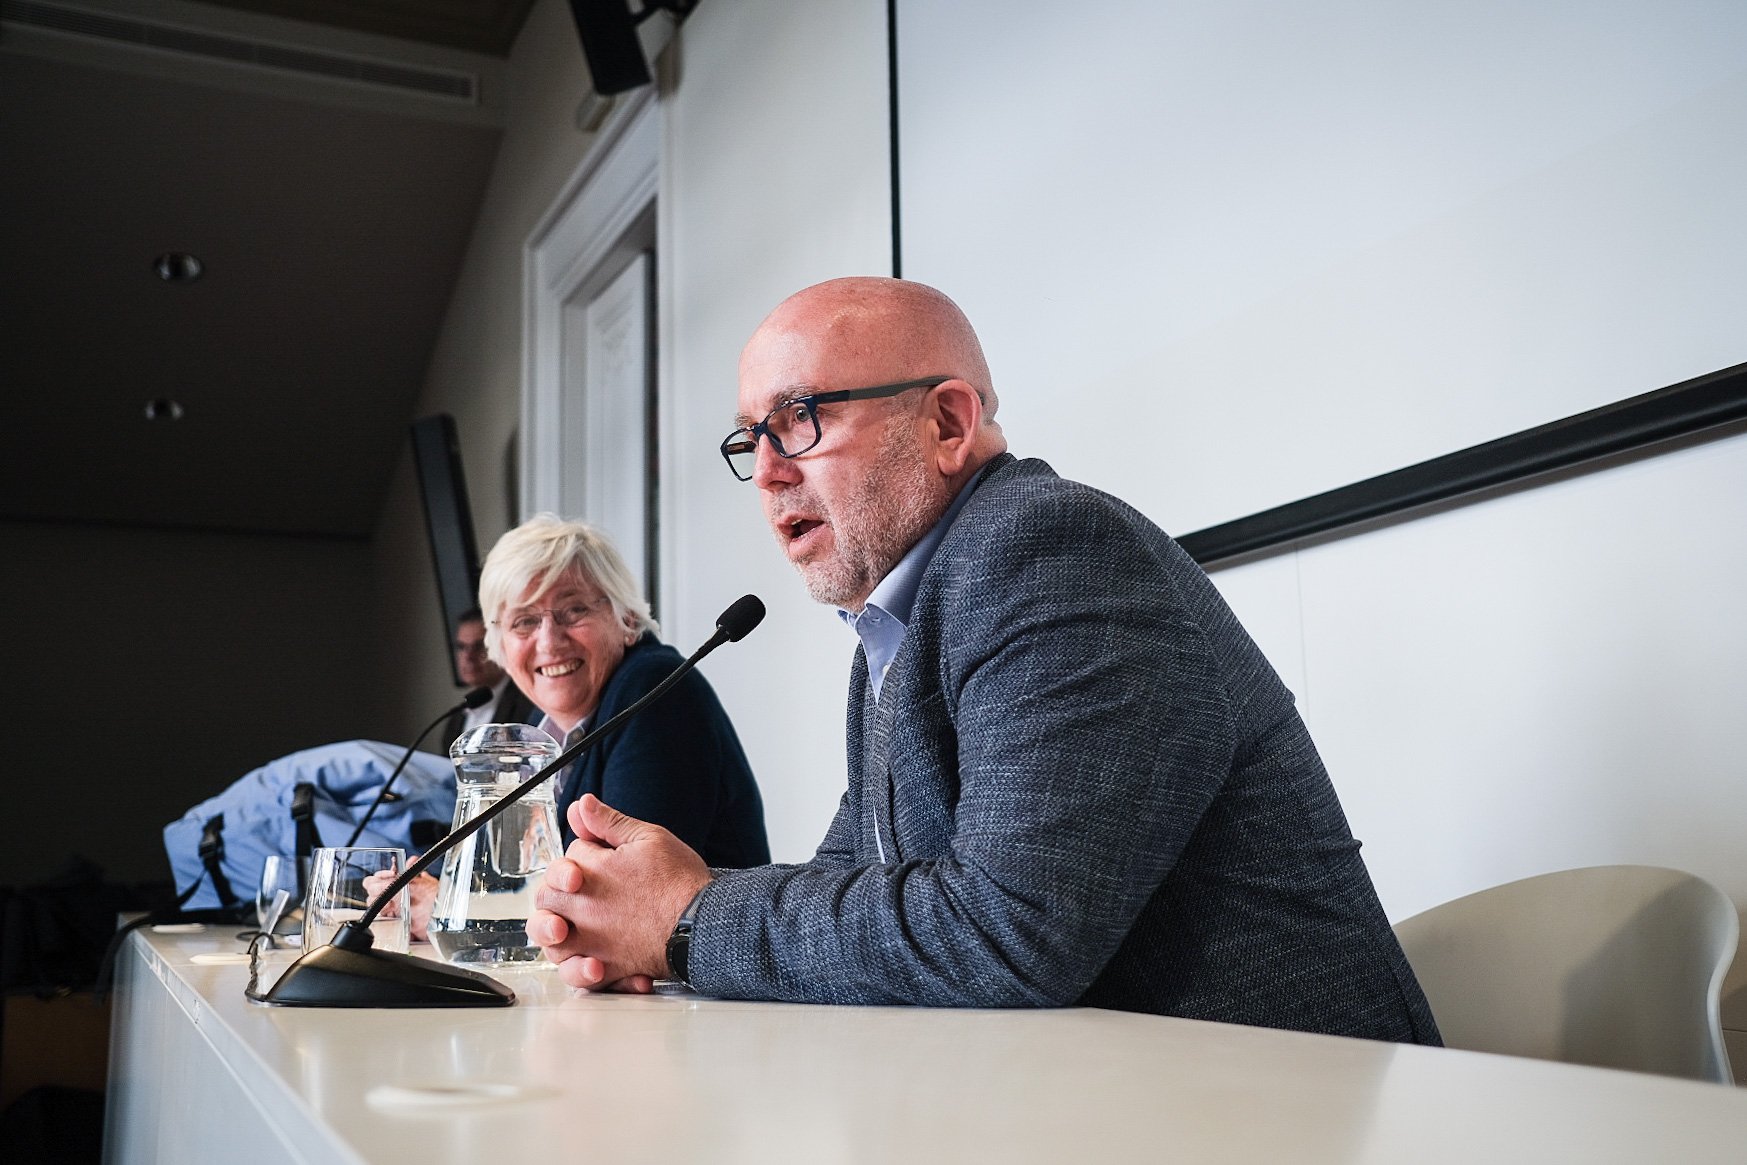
[{"x1": 428, "y1": 723, "x2": 563, "y2": 968}]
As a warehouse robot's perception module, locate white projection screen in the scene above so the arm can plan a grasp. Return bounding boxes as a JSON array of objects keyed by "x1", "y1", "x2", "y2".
[{"x1": 895, "y1": 0, "x2": 1747, "y2": 539}]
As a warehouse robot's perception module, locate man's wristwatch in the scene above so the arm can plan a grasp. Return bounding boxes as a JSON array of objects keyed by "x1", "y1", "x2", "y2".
[{"x1": 665, "y1": 887, "x2": 707, "y2": 987}]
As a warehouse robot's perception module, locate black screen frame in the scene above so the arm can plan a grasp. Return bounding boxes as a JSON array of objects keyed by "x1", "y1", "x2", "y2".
[
  {"x1": 1175, "y1": 361, "x2": 1747, "y2": 567},
  {"x1": 409, "y1": 414, "x2": 482, "y2": 686}
]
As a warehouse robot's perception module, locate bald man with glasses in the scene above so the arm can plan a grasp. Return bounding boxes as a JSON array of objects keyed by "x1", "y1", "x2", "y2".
[{"x1": 528, "y1": 277, "x2": 1440, "y2": 1046}]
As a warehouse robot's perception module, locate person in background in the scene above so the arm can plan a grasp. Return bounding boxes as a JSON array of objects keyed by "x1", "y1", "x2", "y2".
[
  {"x1": 522, "y1": 277, "x2": 1440, "y2": 1046},
  {"x1": 442, "y1": 607, "x2": 535, "y2": 747}
]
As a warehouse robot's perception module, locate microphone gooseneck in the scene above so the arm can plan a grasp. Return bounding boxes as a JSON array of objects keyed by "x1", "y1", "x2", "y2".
[
  {"x1": 254, "y1": 596, "x2": 764, "y2": 1007},
  {"x1": 343, "y1": 686, "x2": 495, "y2": 847}
]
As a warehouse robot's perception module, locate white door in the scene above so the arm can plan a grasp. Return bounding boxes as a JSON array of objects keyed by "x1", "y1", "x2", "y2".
[
  {"x1": 559, "y1": 249, "x2": 656, "y2": 610},
  {"x1": 524, "y1": 92, "x2": 661, "y2": 618},
  {"x1": 585, "y1": 250, "x2": 655, "y2": 606}
]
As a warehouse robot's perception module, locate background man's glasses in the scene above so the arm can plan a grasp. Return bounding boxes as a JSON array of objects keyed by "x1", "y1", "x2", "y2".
[
  {"x1": 494, "y1": 600, "x2": 609, "y2": 638},
  {"x1": 720, "y1": 376, "x2": 948, "y2": 481}
]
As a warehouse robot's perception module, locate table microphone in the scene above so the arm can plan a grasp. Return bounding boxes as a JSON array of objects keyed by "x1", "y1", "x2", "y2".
[
  {"x1": 344, "y1": 685, "x2": 495, "y2": 847},
  {"x1": 256, "y1": 595, "x2": 766, "y2": 1008}
]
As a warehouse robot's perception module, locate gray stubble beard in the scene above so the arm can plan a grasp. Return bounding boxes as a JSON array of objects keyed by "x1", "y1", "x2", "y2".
[{"x1": 793, "y1": 414, "x2": 950, "y2": 611}]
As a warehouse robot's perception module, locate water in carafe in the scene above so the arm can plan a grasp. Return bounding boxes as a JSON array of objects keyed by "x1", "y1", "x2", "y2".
[{"x1": 428, "y1": 723, "x2": 563, "y2": 967}]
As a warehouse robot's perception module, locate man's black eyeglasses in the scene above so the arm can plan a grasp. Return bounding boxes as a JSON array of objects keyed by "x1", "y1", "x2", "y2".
[{"x1": 719, "y1": 376, "x2": 949, "y2": 481}]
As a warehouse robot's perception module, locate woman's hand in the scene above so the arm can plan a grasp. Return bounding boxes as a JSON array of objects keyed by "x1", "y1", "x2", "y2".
[{"x1": 364, "y1": 869, "x2": 440, "y2": 942}]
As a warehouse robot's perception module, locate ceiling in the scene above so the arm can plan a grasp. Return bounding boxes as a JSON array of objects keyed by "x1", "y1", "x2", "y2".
[
  {"x1": 201, "y1": 0, "x2": 536, "y2": 56},
  {"x1": 0, "y1": 0, "x2": 543, "y2": 539}
]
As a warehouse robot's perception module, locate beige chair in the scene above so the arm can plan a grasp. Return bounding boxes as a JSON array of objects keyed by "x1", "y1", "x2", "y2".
[{"x1": 1393, "y1": 865, "x2": 1738, "y2": 1083}]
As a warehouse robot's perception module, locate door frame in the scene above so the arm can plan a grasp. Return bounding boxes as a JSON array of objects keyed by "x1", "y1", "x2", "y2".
[{"x1": 522, "y1": 88, "x2": 660, "y2": 525}]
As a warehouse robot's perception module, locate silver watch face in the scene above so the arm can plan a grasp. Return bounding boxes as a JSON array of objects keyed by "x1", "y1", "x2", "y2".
[
  {"x1": 666, "y1": 920, "x2": 692, "y2": 984},
  {"x1": 666, "y1": 887, "x2": 707, "y2": 984}
]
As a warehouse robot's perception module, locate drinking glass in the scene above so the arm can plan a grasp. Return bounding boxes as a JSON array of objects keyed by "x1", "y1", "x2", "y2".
[
  {"x1": 256, "y1": 854, "x2": 305, "y2": 939},
  {"x1": 304, "y1": 847, "x2": 409, "y2": 953}
]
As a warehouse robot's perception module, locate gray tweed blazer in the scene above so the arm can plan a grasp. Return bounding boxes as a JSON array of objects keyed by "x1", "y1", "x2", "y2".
[{"x1": 690, "y1": 454, "x2": 1440, "y2": 1043}]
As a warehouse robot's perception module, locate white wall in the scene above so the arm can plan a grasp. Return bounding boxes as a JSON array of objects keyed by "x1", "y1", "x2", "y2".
[
  {"x1": 898, "y1": 0, "x2": 1747, "y2": 534},
  {"x1": 884, "y1": 0, "x2": 1747, "y2": 927},
  {"x1": 660, "y1": 0, "x2": 890, "y2": 859},
  {"x1": 369, "y1": 0, "x2": 597, "y2": 740},
  {"x1": 1215, "y1": 429, "x2": 1747, "y2": 919}
]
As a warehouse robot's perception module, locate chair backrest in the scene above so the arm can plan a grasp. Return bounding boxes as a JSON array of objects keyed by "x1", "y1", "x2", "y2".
[{"x1": 1393, "y1": 865, "x2": 1738, "y2": 1083}]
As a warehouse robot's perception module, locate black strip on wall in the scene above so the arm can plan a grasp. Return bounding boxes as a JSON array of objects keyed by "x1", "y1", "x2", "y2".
[
  {"x1": 887, "y1": 0, "x2": 902, "y2": 278},
  {"x1": 1178, "y1": 361, "x2": 1747, "y2": 567}
]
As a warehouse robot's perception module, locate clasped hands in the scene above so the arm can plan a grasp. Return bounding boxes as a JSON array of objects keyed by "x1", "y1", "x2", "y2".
[{"x1": 527, "y1": 794, "x2": 713, "y2": 992}]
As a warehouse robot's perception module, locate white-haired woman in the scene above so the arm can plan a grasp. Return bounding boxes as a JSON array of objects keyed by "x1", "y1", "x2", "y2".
[
  {"x1": 476, "y1": 513, "x2": 763, "y2": 855},
  {"x1": 398, "y1": 514, "x2": 769, "y2": 939}
]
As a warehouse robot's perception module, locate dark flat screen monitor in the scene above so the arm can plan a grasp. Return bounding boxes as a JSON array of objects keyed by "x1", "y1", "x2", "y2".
[{"x1": 410, "y1": 414, "x2": 481, "y2": 686}]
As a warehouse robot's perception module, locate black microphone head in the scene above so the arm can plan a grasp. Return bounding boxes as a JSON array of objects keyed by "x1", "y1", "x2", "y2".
[
  {"x1": 716, "y1": 595, "x2": 766, "y2": 643},
  {"x1": 462, "y1": 686, "x2": 494, "y2": 709}
]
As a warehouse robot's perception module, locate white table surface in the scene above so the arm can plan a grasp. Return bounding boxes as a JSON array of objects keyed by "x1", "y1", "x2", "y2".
[{"x1": 107, "y1": 924, "x2": 1747, "y2": 1164}]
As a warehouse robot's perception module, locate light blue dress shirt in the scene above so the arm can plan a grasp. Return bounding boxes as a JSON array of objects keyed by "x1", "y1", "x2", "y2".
[
  {"x1": 839, "y1": 467, "x2": 989, "y2": 698},
  {"x1": 538, "y1": 714, "x2": 592, "y2": 753}
]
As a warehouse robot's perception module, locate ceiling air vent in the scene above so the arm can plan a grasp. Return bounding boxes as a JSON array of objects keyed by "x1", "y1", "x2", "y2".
[{"x1": 0, "y1": 0, "x2": 479, "y2": 102}]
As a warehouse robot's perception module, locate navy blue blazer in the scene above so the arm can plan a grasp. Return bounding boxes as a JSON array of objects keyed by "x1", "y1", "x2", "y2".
[
  {"x1": 686, "y1": 455, "x2": 1439, "y2": 1043},
  {"x1": 554, "y1": 634, "x2": 769, "y2": 869}
]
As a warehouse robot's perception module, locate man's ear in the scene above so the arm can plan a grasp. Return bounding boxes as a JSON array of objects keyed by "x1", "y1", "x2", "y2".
[{"x1": 928, "y1": 379, "x2": 982, "y2": 476}]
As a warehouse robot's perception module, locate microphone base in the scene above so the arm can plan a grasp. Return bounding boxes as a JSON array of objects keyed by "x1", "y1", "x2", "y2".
[{"x1": 260, "y1": 943, "x2": 516, "y2": 1008}]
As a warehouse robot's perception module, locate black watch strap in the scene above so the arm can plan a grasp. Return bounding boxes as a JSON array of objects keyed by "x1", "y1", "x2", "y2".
[{"x1": 665, "y1": 886, "x2": 707, "y2": 986}]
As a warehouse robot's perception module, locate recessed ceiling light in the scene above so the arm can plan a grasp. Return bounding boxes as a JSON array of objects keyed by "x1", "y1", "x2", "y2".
[
  {"x1": 153, "y1": 252, "x2": 203, "y2": 283},
  {"x1": 144, "y1": 398, "x2": 185, "y2": 421}
]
